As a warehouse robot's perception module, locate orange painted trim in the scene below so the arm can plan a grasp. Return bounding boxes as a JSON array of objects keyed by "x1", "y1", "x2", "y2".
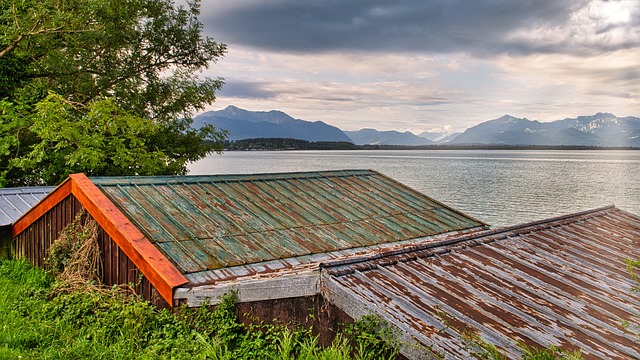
[
  {"x1": 11, "y1": 180, "x2": 73, "y2": 238},
  {"x1": 69, "y1": 174, "x2": 188, "y2": 305}
]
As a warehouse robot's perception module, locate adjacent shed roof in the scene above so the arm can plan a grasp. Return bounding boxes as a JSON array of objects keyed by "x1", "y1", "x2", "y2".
[
  {"x1": 0, "y1": 187, "x2": 54, "y2": 227},
  {"x1": 90, "y1": 170, "x2": 486, "y2": 282},
  {"x1": 322, "y1": 206, "x2": 640, "y2": 360}
]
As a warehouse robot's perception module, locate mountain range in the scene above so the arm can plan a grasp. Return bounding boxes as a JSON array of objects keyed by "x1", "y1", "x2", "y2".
[
  {"x1": 193, "y1": 106, "x2": 352, "y2": 142},
  {"x1": 450, "y1": 113, "x2": 640, "y2": 147},
  {"x1": 193, "y1": 107, "x2": 640, "y2": 147},
  {"x1": 344, "y1": 129, "x2": 434, "y2": 146}
]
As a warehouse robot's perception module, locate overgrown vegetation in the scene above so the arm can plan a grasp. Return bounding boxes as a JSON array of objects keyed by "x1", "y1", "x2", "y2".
[
  {"x1": 45, "y1": 210, "x2": 99, "y2": 278},
  {"x1": 461, "y1": 332, "x2": 583, "y2": 360},
  {"x1": 624, "y1": 258, "x2": 640, "y2": 342},
  {"x1": 0, "y1": 259, "x2": 400, "y2": 359}
]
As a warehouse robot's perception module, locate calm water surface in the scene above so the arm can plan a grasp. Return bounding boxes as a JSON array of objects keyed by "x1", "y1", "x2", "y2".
[{"x1": 189, "y1": 150, "x2": 640, "y2": 227}]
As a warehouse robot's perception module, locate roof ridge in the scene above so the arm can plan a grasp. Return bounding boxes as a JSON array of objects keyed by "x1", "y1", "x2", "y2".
[
  {"x1": 321, "y1": 205, "x2": 618, "y2": 275},
  {"x1": 90, "y1": 169, "x2": 375, "y2": 185}
]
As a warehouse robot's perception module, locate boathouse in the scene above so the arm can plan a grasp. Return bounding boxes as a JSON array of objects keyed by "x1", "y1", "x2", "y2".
[
  {"x1": 7, "y1": 170, "x2": 640, "y2": 359},
  {"x1": 10, "y1": 170, "x2": 485, "y2": 308}
]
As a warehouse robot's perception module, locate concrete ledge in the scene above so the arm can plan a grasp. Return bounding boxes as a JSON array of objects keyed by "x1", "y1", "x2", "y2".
[{"x1": 175, "y1": 270, "x2": 320, "y2": 307}]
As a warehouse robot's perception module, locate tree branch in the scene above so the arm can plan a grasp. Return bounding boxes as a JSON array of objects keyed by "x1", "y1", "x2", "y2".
[{"x1": 0, "y1": 26, "x2": 94, "y2": 59}]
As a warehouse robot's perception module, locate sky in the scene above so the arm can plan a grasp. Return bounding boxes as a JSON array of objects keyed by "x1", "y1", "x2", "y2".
[{"x1": 195, "y1": 0, "x2": 640, "y2": 134}]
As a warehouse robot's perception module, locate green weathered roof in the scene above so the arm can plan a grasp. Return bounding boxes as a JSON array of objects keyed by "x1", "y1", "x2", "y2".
[{"x1": 91, "y1": 170, "x2": 485, "y2": 275}]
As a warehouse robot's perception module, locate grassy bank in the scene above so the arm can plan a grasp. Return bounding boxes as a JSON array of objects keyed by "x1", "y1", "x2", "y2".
[{"x1": 0, "y1": 259, "x2": 398, "y2": 359}]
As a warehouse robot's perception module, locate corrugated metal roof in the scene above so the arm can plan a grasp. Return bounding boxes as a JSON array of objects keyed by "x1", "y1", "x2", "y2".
[
  {"x1": 180, "y1": 227, "x2": 483, "y2": 289},
  {"x1": 0, "y1": 187, "x2": 55, "y2": 227},
  {"x1": 90, "y1": 170, "x2": 486, "y2": 278},
  {"x1": 322, "y1": 206, "x2": 640, "y2": 360}
]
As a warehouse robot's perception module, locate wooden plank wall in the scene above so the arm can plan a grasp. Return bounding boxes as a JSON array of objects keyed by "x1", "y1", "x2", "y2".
[
  {"x1": 12, "y1": 194, "x2": 168, "y2": 308},
  {"x1": 12, "y1": 195, "x2": 80, "y2": 267}
]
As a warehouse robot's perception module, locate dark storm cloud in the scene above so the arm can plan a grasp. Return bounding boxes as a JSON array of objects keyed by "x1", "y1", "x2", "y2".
[
  {"x1": 202, "y1": 0, "x2": 592, "y2": 55},
  {"x1": 218, "y1": 79, "x2": 276, "y2": 99}
]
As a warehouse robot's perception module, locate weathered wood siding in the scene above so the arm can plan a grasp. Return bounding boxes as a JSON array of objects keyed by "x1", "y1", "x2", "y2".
[
  {"x1": 12, "y1": 195, "x2": 80, "y2": 267},
  {"x1": 0, "y1": 228, "x2": 10, "y2": 259},
  {"x1": 12, "y1": 194, "x2": 168, "y2": 307}
]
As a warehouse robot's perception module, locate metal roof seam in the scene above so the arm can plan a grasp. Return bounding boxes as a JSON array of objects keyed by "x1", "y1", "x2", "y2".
[
  {"x1": 454, "y1": 248, "x2": 622, "y2": 320},
  {"x1": 520, "y1": 232, "x2": 631, "y2": 281},
  {"x1": 109, "y1": 184, "x2": 181, "y2": 243},
  {"x1": 368, "y1": 169, "x2": 489, "y2": 226},
  {"x1": 246, "y1": 179, "x2": 326, "y2": 229},
  {"x1": 115, "y1": 183, "x2": 206, "y2": 273},
  {"x1": 365, "y1": 175, "x2": 440, "y2": 212},
  {"x1": 377, "y1": 263, "x2": 556, "y2": 352},
  {"x1": 320, "y1": 207, "x2": 618, "y2": 273},
  {"x1": 224, "y1": 180, "x2": 293, "y2": 230},
  {"x1": 467, "y1": 244, "x2": 639, "y2": 324},
  {"x1": 89, "y1": 170, "x2": 483, "y2": 279},
  {"x1": 552, "y1": 225, "x2": 639, "y2": 261},
  {"x1": 460, "y1": 244, "x2": 639, "y2": 344},
  {"x1": 169, "y1": 183, "x2": 226, "y2": 238},
  {"x1": 207, "y1": 181, "x2": 273, "y2": 233},
  {"x1": 322, "y1": 207, "x2": 640, "y2": 359},
  {"x1": 168, "y1": 181, "x2": 222, "y2": 238},
  {"x1": 404, "y1": 257, "x2": 570, "y2": 333},
  {"x1": 268, "y1": 179, "x2": 341, "y2": 223},
  {"x1": 321, "y1": 272, "x2": 456, "y2": 358},
  {"x1": 356, "y1": 267, "x2": 524, "y2": 355},
  {"x1": 321, "y1": 230, "x2": 493, "y2": 275},
  {"x1": 148, "y1": 183, "x2": 203, "y2": 241},
  {"x1": 538, "y1": 228, "x2": 637, "y2": 274}
]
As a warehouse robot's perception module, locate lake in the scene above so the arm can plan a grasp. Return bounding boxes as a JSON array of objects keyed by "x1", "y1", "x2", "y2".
[{"x1": 188, "y1": 150, "x2": 640, "y2": 227}]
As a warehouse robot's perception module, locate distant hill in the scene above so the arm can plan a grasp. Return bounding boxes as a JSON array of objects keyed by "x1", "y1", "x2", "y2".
[
  {"x1": 194, "y1": 107, "x2": 640, "y2": 147},
  {"x1": 193, "y1": 106, "x2": 352, "y2": 142},
  {"x1": 449, "y1": 113, "x2": 640, "y2": 147},
  {"x1": 344, "y1": 129, "x2": 434, "y2": 146}
]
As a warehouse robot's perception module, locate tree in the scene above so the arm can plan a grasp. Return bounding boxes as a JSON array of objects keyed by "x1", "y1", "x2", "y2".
[{"x1": 0, "y1": 0, "x2": 227, "y2": 186}]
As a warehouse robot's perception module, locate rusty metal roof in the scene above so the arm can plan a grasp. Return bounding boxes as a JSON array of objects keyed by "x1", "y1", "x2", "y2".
[
  {"x1": 322, "y1": 206, "x2": 640, "y2": 360},
  {"x1": 0, "y1": 186, "x2": 54, "y2": 227},
  {"x1": 89, "y1": 170, "x2": 486, "y2": 277}
]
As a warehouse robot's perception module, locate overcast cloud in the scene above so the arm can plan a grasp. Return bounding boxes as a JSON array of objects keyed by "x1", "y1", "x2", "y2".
[{"x1": 197, "y1": 0, "x2": 640, "y2": 132}]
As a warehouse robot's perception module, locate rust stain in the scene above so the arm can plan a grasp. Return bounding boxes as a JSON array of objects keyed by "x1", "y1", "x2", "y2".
[{"x1": 323, "y1": 206, "x2": 640, "y2": 360}]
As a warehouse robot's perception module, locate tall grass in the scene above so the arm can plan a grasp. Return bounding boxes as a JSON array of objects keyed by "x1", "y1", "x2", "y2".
[{"x1": 0, "y1": 259, "x2": 398, "y2": 359}]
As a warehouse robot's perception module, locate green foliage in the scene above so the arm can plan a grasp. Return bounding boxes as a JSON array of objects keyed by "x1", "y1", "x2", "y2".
[
  {"x1": 623, "y1": 258, "x2": 640, "y2": 342},
  {"x1": 519, "y1": 344, "x2": 583, "y2": 360},
  {"x1": 462, "y1": 333, "x2": 507, "y2": 360},
  {"x1": 625, "y1": 258, "x2": 640, "y2": 292},
  {"x1": 461, "y1": 333, "x2": 584, "y2": 360},
  {"x1": 343, "y1": 314, "x2": 400, "y2": 360},
  {"x1": 0, "y1": 259, "x2": 401, "y2": 359},
  {"x1": 1, "y1": 0, "x2": 227, "y2": 186},
  {"x1": 17, "y1": 94, "x2": 168, "y2": 183}
]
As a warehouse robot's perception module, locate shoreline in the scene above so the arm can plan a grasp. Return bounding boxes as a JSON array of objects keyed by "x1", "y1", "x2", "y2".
[{"x1": 220, "y1": 138, "x2": 640, "y2": 151}]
